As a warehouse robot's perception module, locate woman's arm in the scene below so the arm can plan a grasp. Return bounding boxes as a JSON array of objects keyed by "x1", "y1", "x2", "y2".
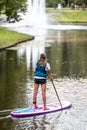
[{"x1": 47, "y1": 70, "x2": 53, "y2": 81}]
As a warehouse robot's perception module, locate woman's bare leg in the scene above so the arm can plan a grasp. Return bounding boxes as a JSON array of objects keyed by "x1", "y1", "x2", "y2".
[
  {"x1": 33, "y1": 83, "x2": 39, "y2": 108},
  {"x1": 41, "y1": 83, "x2": 48, "y2": 110}
]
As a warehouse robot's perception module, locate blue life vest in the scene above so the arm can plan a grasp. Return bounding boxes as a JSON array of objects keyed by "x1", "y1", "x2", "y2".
[{"x1": 34, "y1": 60, "x2": 47, "y2": 78}]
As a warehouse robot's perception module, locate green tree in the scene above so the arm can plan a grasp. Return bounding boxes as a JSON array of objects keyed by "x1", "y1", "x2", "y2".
[
  {"x1": 46, "y1": 0, "x2": 65, "y2": 7},
  {"x1": 67, "y1": 0, "x2": 87, "y2": 5},
  {"x1": 46, "y1": 0, "x2": 87, "y2": 7},
  {"x1": 0, "y1": 0, "x2": 5, "y2": 14},
  {"x1": 0, "y1": 0, "x2": 27, "y2": 22}
]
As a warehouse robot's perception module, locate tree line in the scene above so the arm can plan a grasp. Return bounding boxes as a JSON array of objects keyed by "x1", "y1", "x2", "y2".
[
  {"x1": 46, "y1": 0, "x2": 87, "y2": 7},
  {"x1": 0, "y1": 0, "x2": 27, "y2": 22},
  {"x1": 0, "y1": 0, "x2": 87, "y2": 23}
]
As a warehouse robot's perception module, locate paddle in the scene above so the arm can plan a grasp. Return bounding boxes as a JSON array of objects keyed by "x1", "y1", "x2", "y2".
[{"x1": 51, "y1": 79, "x2": 63, "y2": 110}]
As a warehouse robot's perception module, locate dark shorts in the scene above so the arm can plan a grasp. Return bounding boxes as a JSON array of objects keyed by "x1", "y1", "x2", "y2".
[{"x1": 34, "y1": 78, "x2": 46, "y2": 84}]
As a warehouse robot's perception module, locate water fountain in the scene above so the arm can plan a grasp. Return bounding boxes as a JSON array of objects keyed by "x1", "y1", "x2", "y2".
[
  {"x1": 26, "y1": 0, "x2": 87, "y2": 29},
  {"x1": 16, "y1": 0, "x2": 87, "y2": 30},
  {"x1": 17, "y1": 0, "x2": 46, "y2": 27},
  {"x1": 2, "y1": 0, "x2": 87, "y2": 30},
  {"x1": 29, "y1": 0, "x2": 46, "y2": 26}
]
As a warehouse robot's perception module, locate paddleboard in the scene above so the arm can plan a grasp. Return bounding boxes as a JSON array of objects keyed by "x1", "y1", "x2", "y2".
[{"x1": 11, "y1": 100, "x2": 72, "y2": 118}]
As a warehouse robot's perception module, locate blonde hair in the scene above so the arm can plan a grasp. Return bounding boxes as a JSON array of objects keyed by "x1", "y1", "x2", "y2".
[{"x1": 40, "y1": 53, "x2": 46, "y2": 60}]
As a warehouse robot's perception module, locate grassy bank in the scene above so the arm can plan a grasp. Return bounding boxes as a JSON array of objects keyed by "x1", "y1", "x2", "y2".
[
  {"x1": 46, "y1": 8, "x2": 87, "y2": 23},
  {"x1": 0, "y1": 26, "x2": 34, "y2": 49}
]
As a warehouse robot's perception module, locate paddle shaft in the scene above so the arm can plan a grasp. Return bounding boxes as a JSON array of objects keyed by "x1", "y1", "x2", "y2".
[{"x1": 51, "y1": 80, "x2": 63, "y2": 109}]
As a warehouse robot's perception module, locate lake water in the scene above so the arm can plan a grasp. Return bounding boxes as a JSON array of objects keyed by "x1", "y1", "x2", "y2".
[{"x1": 0, "y1": 26, "x2": 87, "y2": 130}]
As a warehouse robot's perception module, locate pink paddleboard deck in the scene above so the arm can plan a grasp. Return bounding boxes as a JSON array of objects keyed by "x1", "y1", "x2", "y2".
[{"x1": 11, "y1": 101, "x2": 72, "y2": 118}]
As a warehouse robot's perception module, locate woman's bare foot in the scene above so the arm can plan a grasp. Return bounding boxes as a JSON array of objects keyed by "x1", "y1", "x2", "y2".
[
  {"x1": 34, "y1": 106, "x2": 39, "y2": 109},
  {"x1": 33, "y1": 104, "x2": 38, "y2": 109},
  {"x1": 33, "y1": 101, "x2": 37, "y2": 109},
  {"x1": 44, "y1": 107, "x2": 49, "y2": 110}
]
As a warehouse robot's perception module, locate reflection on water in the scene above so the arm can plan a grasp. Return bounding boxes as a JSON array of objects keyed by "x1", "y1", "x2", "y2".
[
  {"x1": 0, "y1": 29, "x2": 87, "y2": 130},
  {"x1": 16, "y1": 43, "x2": 45, "y2": 71}
]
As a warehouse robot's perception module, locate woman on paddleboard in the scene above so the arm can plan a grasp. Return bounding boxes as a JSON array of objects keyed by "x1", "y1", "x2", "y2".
[{"x1": 33, "y1": 53, "x2": 53, "y2": 110}]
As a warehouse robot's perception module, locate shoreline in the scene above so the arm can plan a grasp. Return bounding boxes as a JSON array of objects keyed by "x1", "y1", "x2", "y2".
[
  {"x1": 0, "y1": 36, "x2": 34, "y2": 52},
  {"x1": 0, "y1": 26, "x2": 35, "y2": 51}
]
